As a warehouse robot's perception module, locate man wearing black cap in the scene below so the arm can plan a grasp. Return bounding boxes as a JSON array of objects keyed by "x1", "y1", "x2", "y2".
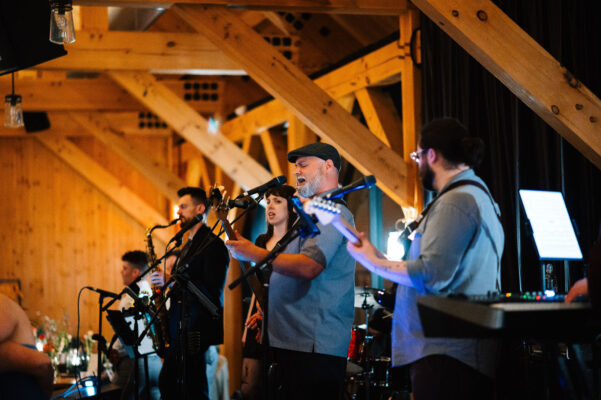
[
  {"x1": 347, "y1": 118, "x2": 504, "y2": 399},
  {"x1": 226, "y1": 142, "x2": 356, "y2": 400}
]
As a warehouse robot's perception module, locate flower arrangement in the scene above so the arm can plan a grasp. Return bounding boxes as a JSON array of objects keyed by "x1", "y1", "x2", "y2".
[{"x1": 32, "y1": 314, "x2": 71, "y2": 363}]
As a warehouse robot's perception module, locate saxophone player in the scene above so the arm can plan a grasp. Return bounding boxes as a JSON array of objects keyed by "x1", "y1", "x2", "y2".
[
  {"x1": 158, "y1": 187, "x2": 230, "y2": 400},
  {"x1": 109, "y1": 250, "x2": 162, "y2": 400}
]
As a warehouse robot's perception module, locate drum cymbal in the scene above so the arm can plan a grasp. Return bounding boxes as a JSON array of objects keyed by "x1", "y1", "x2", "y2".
[{"x1": 354, "y1": 286, "x2": 382, "y2": 309}]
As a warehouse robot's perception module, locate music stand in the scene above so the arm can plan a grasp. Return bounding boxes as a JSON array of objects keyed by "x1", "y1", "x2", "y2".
[{"x1": 106, "y1": 308, "x2": 156, "y2": 400}]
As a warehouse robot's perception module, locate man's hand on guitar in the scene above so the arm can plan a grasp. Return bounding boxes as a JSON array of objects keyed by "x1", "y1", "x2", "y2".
[
  {"x1": 346, "y1": 232, "x2": 387, "y2": 268},
  {"x1": 225, "y1": 231, "x2": 265, "y2": 262},
  {"x1": 245, "y1": 311, "x2": 264, "y2": 343}
]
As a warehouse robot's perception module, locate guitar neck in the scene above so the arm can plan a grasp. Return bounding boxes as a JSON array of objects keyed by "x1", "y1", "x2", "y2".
[
  {"x1": 331, "y1": 216, "x2": 361, "y2": 245},
  {"x1": 219, "y1": 218, "x2": 267, "y2": 310}
]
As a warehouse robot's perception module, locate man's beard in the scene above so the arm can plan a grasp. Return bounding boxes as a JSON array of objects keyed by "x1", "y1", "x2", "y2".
[
  {"x1": 420, "y1": 162, "x2": 435, "y2": 191},
  {"x1": 297, "y1": 172, "x2": 323, "y2": 198}
]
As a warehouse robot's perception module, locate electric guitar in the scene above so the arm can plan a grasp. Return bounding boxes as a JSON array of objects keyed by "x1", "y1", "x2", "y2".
[
  {"x1": 303, "y1": 197, "x2": 362, "y2": 245},
  {"x1": 304, "y1": 198, "x2": 389, "y2": 259},
  {"x1": 215, "y1": 194, "x2": 267, "y2": 310}
]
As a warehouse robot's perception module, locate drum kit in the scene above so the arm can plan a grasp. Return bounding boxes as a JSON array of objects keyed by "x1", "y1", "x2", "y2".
[{"x1": 345, "y1": 287, "x2": 408, "y2": 400}]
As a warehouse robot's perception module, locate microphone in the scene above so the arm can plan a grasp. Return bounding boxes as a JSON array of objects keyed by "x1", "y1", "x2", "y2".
[
  {"x1": 290, "y1": 196, "x2": 320, "y2": 239},
  {"x1": 168, "y1": 214, "x2": 203, "y2": 246},
  {"x1": 227, "y1": 198, "x2": 258, "y2": 209},
  {"x1": 86, "y1": 287, "x2": 121, "y2": 299},
  {"x1": 236, "y1": 176, "x2": 286, "y2": 199},
  {"x1": 325, "y1": 175, "x2": 376, "y2": 200}
]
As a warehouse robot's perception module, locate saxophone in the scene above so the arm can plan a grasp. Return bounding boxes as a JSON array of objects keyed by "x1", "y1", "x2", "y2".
[{"x1": 145, "y1": 219, "x2": 178, "y2": 358}]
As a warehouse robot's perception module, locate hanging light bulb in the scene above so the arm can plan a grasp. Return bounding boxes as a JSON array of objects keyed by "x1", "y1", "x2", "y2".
[
  {"x1": 49, "y1": 0, "x2": 76, "y2": 45},
  {"x1": 4, "y1": 73, "x2": 24, "y2": 128}
]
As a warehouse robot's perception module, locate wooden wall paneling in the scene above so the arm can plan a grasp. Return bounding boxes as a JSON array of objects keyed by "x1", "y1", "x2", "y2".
[
  {"x1": 69, "y1": 134, "x2": 171, "y2": 218},
  {"x1": 70, "y1": 112, "x2": 185, "y2": 203},
  {"x1": 411, "y1": 0, "x2": 601, "y2": 170},
  {"x1": 108, "y1": 71, "x2": 274, "y2": 191},
  {"x1": 0, "y1": 137, "x2": 164, "y2": 341},
  {"x1": 34, "y1": 133, "x2": 172, "y2": 243},
  {"x1": 174, "y1": 5, "x2": 412, "y2": 207},
  {"x1": 399, "y1": 8, "x2": 422, "y2": 209}
]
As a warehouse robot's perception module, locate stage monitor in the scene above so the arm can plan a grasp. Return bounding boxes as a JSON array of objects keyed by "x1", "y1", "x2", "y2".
[
  {"x1": 0, "y1": 0, "x2": 67, "y2": 75},
  {"x1": 519, "y1": 189, "x2": 583, "y2": 260}
]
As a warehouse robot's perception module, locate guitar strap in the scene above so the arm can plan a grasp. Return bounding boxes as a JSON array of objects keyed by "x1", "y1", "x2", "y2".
[{"x1": 402, "y1": 179, "x2": 503, "y2": 291}]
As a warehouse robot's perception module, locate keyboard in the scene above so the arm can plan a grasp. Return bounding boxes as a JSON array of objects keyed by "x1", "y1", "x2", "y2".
[{"x1": 416, "y1": 293, "x2": 597, "y2": 341}]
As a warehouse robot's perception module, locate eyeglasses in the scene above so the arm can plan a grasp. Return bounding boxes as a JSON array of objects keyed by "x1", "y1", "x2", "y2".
[{"x1": 410, "y1": 149, "x2": 427, "y2": 163}]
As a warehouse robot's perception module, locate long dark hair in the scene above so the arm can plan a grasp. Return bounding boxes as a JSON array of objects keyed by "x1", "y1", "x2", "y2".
[{"x1": 258, "y1": 185, "x2": 296, "y2": 246}]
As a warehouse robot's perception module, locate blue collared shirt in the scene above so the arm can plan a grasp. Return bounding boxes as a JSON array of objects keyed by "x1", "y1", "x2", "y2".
[
  {"x1": 393, "y1": 169, "x2": 504, "y2": 377},
  {"x1": 268, "y1": 205, "x2": 356, "y2": 358}
]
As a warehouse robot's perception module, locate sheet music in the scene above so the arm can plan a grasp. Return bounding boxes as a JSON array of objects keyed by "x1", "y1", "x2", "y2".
[{"x1": 519, "y1": 190, "x2": 583, "y2": 260}]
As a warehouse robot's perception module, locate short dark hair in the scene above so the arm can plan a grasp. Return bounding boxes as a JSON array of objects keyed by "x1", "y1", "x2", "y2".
[
  {"x1": 177, "y1": 187, "x2": 210, "y2": 215},
  {"x1": 419, "y1": 118, "x2": 485, "y2": 169},
  {"x1": 121, "y1": 250, "x2": 148, "y2": 271}
]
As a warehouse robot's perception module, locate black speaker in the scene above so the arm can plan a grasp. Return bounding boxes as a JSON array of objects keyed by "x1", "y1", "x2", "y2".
[
  {"x1": 0, "y1": 0, "x2": 67, "y2": 75},
  {"x1": 24, "y1": 112, "x2": 51, "y2": 133}
]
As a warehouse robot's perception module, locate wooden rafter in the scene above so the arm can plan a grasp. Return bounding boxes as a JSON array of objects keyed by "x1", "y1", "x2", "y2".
[
  {"x1": 74, "y1": 0, "x2": 408, "y2": 15},
  {"x1": 36, "y1": 31, "x2": 244, "y2": 74},
  {"x1": 108, "y1": 71, "x2": 274, "y2": 191},
  {"x1": 69, "y1": 112, "x2": 185, "y2": 203},
  {"x1": 220, "y1": 40, "x2": 406, "y2": 142},
  {"x1": 173, "y1": 5, "x2": 411, "y2": 207},
  {"x1": 0, "y1": 76, "x2": 225, "y2": 113},
  {"x1": 259, "y1": 129, "x2": 287, "y2": 177},
  {"x1": 399, "y1": 8, "x2": 422, "y2": 208},
  {"x1": 355, "y1": 87, "x2": 404, "y2": 153},
  {"x1": 34, "y1": 133, "x2": 172, "y2": 243},
  {"x1": 411, "y1": 0, "x2": 601, "y2": 170}
]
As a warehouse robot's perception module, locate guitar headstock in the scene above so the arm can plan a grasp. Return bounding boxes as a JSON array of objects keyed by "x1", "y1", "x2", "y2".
[
  {"x1": 209, "y1": 185, "x2": 224, "y2": 208},
  {"x1": 215, "y1": 195, "x2": 230, "y2": 222},
  {"x1": 304, "y1": 197, "x2": 342, "y2": 226}
]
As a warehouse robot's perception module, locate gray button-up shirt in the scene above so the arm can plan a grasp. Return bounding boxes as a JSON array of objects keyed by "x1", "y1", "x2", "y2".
[
  {"x1": 393, "y1": 169, "x2": 504, "y2": 377},
  {"x1": 268, "y1": 205, "x2": 356, "y2": 358}
]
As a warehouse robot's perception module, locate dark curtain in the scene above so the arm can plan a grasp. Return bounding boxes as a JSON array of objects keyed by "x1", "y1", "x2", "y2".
[{"x1": 420, "y1": 0, "x2": 601, "y2": 292}]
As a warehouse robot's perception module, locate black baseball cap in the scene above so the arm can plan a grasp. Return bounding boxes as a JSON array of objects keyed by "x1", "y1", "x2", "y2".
[{"x1": 287, "y1": 142, "x2": 341, "y2": 171}]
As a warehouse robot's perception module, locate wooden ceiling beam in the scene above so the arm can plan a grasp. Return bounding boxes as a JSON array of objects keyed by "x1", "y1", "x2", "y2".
[
  {"x1": 411, "y1": 0, "x2": 601, "y2": 170},
  {"x1": 74, "y1": 0, "x2": 408, "y2": 15},
  {"x1": 220, "y1": 40, "x2": 405, "y2": 142},
  {"x1": 109, "y1": 71, "x2": 273, "y2": 191},
  {"x1": 0, "y1": 76, "x2": 226, "y2": 112},
  {"x1": 174, "y1": 5, "x2": 411, "y2": 207},
  {"x1": 259, "y1": 129, "x2": 287, "y2": 177},
  {"x1": 69, "y1": 112, "x2": 185, "y2": 203},
  {"x1": 34, "y1": 132, "x2": 172, "y2": 243},
  {"x1": 79, "y1": 6, "x2": 109, "y2": 31},
  {"x1": 0, "y1": 112, "x2": 172, "y2": 137},
  {"x1": 36, "y1": 31, "x2": 245, "y2": 74},
  {"x1": 399, "y1": 8, "x2": 422, "y2": 209}
]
